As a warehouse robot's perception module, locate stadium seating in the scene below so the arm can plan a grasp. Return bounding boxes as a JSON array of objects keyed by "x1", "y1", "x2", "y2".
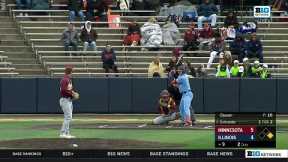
[{"x1": 0, "y1": 0, "x2": 288, "y2": 77}]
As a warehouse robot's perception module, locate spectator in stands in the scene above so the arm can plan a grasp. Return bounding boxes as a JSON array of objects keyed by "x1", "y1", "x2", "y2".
[
  {"x1": 101, "y1": 44, "x2": 118, "y2": 74},
  {"x1": 140, "y1": 17, "x2": 162, "y2": 51},
  {"x1": 123, "y1": 33, "x2": 141, "y2": 46},
  {"x1": 85, "y1": 0, "x2": 96, "y2": 21},
  {"x1": 230, "y1": 60, "x2": 240, "y2": 77},
  {"x1": 224, "y1": 11, "x2": 239, "y2": 28},
  {"x1": 207, "y1": 35, "x2": 225, "y2": 68},
  {"x1": 216, "y1": 54, "x2": 230, "y2": 78},
  {"x1": 219, "y1": 11, "x2": 238, "y2": 40},
  {"x1": 223, "y1": 50, "x2": 233, "y2": 68},
  {"x1": 24, "y1": 0, "x2": 48, "y2": 17},
  {"x1": 148, "y1": 56, "x2": 165, "y2": 77},
  {"x1": 95, "y1": 0, "x2": 112, "y2": 22},
  {"x1": 260, "y1": 64, "x2": 271, "y2": 79},
  {"x1": 61, "y1": 23, "x2": 79, "y2": 55},
  {"x1": 166, "y1": 55, "x2": 181, "y2": 73},
  {"x1": 1, "y1": 0, "x2": 6, "y2": 10},
  {"x1": 15, "y1": 0, "x2": 31, "y2": 15},
  {"x1": 68, "y1": 0, "x2": 85, "y2": 22},
  {"x1": 195, "y1": 64, "x2": 207, "y2": 78},
  {"x1": 162, "y1": 17, "x2": 181, "y2": 45},
  {"x1": 80, "y1": 21, "x2": 98, "y2": 52},
  {"x1": 219, "y1": 26, "x2": 236, "y2": 40},
  {"x1": 186, "y1": 61, "x2": 197, "y2": 77},
  {"x1": 127, "y1": 21, "x2": 141, "y2": 35},
  {"x1": 250, "y1": 60, "x2": 262, "y2": 78},
  {"x1": 197, "y1": 0, "x2": 218, "y2": 28},
  {"x1": 198, "y1": 21, "x2": 214, "y2": 51},
  {"x1": 229, "y1": 34, "x2": 246, "y2": 62},
  {"x1": 244, "y1": 33, "x2": 264, "y2": 63},
  {"x1": 241, "y1": 57, "x2": 252, "y2": 78},
  {"x1": 183, "y1": 22, "x2": 199, "y2": 54},
  {"x1": 123, "y1": 21, "x2": 141, "y2": 46}
]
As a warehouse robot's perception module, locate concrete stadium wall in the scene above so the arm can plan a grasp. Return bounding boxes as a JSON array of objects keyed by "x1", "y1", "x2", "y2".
[{"x1": 0, "y1": 78, "x2": 287, "y2": 114}]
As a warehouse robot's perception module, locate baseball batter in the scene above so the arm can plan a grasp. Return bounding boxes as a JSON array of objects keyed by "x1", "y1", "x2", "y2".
[
  {"x1": 172, "y1": 65, "x2": 194, "y2": 127},
  {"x1": 59, "y1": 66, "x2": 79, "y2": 139},
  {"x1": 152, "y1": 90, "x2": 179, "y2": 125}
]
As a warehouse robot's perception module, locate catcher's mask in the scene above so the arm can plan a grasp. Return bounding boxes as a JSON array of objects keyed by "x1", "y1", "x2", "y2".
[{"x1": 160, "y1": 90, "x2": 170, "y2": 99}]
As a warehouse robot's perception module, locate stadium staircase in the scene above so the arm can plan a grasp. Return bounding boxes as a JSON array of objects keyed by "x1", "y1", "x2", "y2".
[
  {"x1": 2, "y1": 0, "x2": 288, "y2": 77},
  {"x1": 0, "y1": 6, "x2": 44, "y2": 76}
]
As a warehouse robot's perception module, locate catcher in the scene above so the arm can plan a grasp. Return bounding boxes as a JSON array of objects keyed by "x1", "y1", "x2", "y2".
[
  {"x1": 59, "y1": 66, "x2": 79, "y2": 139},
  {"x1": 152, "y1": 90, "x2": 179, "y2": 125}
]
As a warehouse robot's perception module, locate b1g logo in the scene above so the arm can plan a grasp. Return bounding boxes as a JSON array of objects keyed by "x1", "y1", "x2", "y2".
[
  {"x1": 247, "y1": 151, "x2": 261, "y2": 157},
  {"x1": 254, "y1": 6, "x2": 271, "y2": 18}
]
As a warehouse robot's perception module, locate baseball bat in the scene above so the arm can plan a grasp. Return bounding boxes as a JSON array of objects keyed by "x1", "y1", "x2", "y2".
[{"x1": 176, "y1": 54, "x2": 184, "y2": 66}]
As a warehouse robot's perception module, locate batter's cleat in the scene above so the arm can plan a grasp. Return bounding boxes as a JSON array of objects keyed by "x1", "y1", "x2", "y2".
[
  {"x1": 184, "y1": 123, "x2": 193, "y2": 127},
  {"x1": 184, "y1": 121, "x2": 193, "y2": 127},
  {"x1": 59, "y1": 134, "x2": 66, "y2": 138}
]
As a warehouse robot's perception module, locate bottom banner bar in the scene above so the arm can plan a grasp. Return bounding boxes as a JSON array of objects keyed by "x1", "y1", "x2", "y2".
[{"x1": 0, "y1": 150, "x2": 245, "y2": 159}]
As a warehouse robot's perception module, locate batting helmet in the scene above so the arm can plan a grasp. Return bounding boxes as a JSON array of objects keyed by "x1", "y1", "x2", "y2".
[{"x1": 178, "y1": 64, "x2": 187, "y2": 71}]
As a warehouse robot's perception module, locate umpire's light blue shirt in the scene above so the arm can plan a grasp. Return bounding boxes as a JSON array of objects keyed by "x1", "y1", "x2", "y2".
[{"x1": 176, "y1": 74, "x2": 191, "y2": 94}]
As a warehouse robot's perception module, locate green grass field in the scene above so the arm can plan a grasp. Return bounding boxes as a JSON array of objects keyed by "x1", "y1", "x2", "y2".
[{"x1": 0, "y1": 114, "x2": 287, "y2": 149}]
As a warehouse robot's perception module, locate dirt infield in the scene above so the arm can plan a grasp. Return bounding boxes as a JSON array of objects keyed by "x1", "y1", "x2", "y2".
[
  {"x1": 0, "y1": 138, "x2": 182, "y2": 149},
  {"x1": 31, "y1": 123, "x2": 214, "y2": 130}
]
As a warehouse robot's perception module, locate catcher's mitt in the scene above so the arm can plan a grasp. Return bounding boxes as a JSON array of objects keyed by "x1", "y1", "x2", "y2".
[{"x1": 72, "y1": 91, "x2": 80, "y2": 100}]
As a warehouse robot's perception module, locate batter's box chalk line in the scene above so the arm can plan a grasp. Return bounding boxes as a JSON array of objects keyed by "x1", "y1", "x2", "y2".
[
  {"x1": 98, "y1": 125, "x2": 109, "y2": 128},
  {"x1": 137, "y1": 124, "x2": 147, "y2": 128}
]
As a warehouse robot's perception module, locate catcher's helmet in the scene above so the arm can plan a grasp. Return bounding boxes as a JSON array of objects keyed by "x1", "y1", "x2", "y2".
[{"x1": 160, "y1": 90, "x2": 170, "y2": 97}]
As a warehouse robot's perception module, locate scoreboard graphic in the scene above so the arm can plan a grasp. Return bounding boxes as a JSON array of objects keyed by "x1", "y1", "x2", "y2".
[{"x1": 215, "y1": 113, "x2": 276, "y2": 148}]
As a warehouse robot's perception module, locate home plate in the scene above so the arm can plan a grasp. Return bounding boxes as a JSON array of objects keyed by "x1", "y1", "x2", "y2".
[
  {"x1": 98, "y1": 125, "x2": 109, "y2": 128},
  {"x1": 137, "y1": 124, "x2": 147, "y2": 128}
]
